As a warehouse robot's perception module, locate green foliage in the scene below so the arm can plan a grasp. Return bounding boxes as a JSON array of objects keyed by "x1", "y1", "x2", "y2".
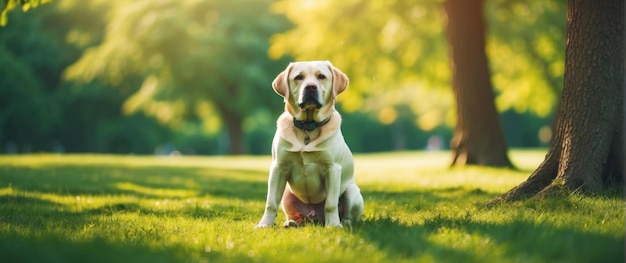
[
  {"x1": 341, "y1": 108, "x2": 453, "y2": 152},
  {"x1": 0, "y1": 151, "x2": 622, "y2": 262},
  {"x1": 0, "y1": 45, "x2": 52, "y2": 146},
  {"x1": 0, "y1": 3, "x2": 70, "y2": 150},
  {"x1": 487, "y1": 1, "x2": 566, "y2": 117},
  {"x1": 64, "y1": 0, "x2": 291, "y2": 131},
  {"x1": 0, "y1": 0, "x2": 565, "y2": 153},
  {"x1": 270, "y1": 0, "x2": 565, "y2": 128},
  {"x1": 53, "y1": 82, "x2": 173, "y2": 154},
  {"x1": 270, "y1": 0, "x2": 449, "y2": 118},
  {"x1": 0, "y1": 0, "x2": 51, "y2": 26},
  {"x1": 0, "y1": 2, "x2": 177, "y2": 154},
  {"x1": 500, "y1": 110, "x2": 553, "y2": 147}
]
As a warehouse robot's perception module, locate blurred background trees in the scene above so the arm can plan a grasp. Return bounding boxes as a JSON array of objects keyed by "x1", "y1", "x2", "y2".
[
  {"x1": 63, "y1": 0, "x2": 291, "y2": 154},
  {"x1": 0, "y1": 0, "x2": 565, "y2": 156}
]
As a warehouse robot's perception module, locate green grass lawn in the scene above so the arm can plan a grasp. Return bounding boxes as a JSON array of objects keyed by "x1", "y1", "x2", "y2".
[{"x1": 0, "y1": 150, "x2": 623, "y2": 263}]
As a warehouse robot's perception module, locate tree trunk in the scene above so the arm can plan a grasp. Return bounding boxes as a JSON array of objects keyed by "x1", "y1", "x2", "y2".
[
  {"x1": 215, "y1": 103, "x2": 246, "y2": 155},
  {"x1": 489, "y1": 0, "x2": 624, "y2": 204},
  {"x1": 445, "y1": 0, "x2": 513, "y2": 167},
  {"x1": 224, "y1": 114, "x2": 245, "y2": 155}
]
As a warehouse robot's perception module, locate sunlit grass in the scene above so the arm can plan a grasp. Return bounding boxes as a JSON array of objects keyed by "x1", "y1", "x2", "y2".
[{"x1": 0, "y1": 150, "x2": 623, "y2": 263}]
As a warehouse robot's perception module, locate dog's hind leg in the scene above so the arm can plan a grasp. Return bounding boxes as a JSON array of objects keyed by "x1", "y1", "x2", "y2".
[
  {"x1": 281, "y1": 188, "x2": 308, "y2": 227},
  {"x1": 340, "y1": 183, "x2": 363, "y2": 226}
]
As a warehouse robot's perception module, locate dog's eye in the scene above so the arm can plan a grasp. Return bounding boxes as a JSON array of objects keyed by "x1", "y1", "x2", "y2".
[
  {"x1": 317, "y1": 74, "x2": 326, "y2": 80},
  {"x1": 294, "y1": 74, "x2": 304, "y2": 81}
]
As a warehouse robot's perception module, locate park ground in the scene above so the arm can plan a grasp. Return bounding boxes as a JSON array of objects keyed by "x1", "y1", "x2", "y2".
[{"x1": 0, "y1": 150, "x2": 623, "y2": 263}]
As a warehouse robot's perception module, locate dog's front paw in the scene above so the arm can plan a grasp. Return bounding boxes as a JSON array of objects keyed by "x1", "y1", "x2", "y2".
[
  {"x1": 326, "y1": 223, "x2": 344, "y2": 228},
  {"x1": 254, "y1": 223, "x2": 274, "y2": 229}
]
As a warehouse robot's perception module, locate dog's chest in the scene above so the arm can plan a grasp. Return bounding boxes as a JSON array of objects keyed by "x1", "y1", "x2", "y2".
[
  {"x1": 282, "y1": 151, "x2": 332, "y2": 202},
  {"x1": 285, "y1": 151, "x2": 331, "y2": 178}
]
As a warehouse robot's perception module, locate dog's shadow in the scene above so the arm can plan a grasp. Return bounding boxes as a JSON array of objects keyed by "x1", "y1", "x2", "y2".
[
  {"x1": 351, "y1": 215, "x2": 476, "y2": 260},
  {"x1": 350, "y1": 188, "x2": 483, "y2": 260}
]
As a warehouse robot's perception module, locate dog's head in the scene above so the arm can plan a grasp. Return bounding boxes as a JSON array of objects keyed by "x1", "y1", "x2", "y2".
[{"x1": 272, "y1": 61, "x2": 349, "y2": 121}]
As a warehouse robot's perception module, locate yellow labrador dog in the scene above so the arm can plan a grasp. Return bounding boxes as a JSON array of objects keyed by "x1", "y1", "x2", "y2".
[{"x1": 256, "y1": 61, "x2": 364, "y2": 228}]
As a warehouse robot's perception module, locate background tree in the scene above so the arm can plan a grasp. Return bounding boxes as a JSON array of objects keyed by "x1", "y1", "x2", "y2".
[
  {"x1": 270, "y1": 0, "x2": 565, "y2": 162},
  {"x1": 0, "y1": 0, "x2": 568, "y2": 155},
  {"x1": 0, "y1": 0, "x2": 175, "y2": 154},
  {"x1": 0, "y1": 46, "x2": 51, "y2": 151},
  {"x1": 270, "y1": 0, "x2": 451, "y2": 127},
  {"x1": 65, "y1": 0, "x2": 291, "y2": 154},
  {"x1": 489, "y1": 0, "x2": 624, "y2": 203},
  {"x1": 445, "y1": 0, "x2": 512, "y2": 167}
]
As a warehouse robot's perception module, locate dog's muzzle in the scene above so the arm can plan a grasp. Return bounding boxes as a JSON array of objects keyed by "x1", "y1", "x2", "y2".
[{"x1": 298, "y1": 84, "x2": 322, "y2": 109}]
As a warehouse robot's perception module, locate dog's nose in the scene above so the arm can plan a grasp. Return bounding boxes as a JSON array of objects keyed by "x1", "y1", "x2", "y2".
[{"x1": 305, "y1": 84, "x2": 317, "y2": 90}]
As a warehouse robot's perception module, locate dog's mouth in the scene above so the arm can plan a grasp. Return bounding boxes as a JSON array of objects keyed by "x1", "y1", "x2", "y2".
[{"x1": 298, "y1": 92, "x2": 322, "y2": 110}]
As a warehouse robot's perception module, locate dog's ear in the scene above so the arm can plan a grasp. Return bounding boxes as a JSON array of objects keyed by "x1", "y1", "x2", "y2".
[
  {"x1": 327, "y1": 61, "x2": 349, "y2": 97},
  {"x1": 272, "y1": 63, "x2": 293, "y2": 100}
]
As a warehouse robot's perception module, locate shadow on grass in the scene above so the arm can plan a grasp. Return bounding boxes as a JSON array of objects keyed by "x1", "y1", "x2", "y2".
[
  {"x1": 1, "y1": 164, "x2": 268, "y2": 201},
  {"x1": 354, "y1": 188, "x2": 624, "y2": 263},
  {"x1": 355, "y1": 214, "x2": 623, "y2": 263},
  {"x1": 424, "y1": 215, "x2": 623, "y2": 262},
  {"x1": 355, "y1": 216, "x2": 479, "y2": 262},
  {"x1": 2, "y1": 158, "x2": 623, "y2": 263},
  {"x1": 362, "y1": 186, "x2": 499, "y2": 211},
  {"x1": 0, "y1": 175, "x2": 259, "y2": 263},
  {"x1": 354, "y1": 188, "x2": 493, "y2": 262},
  {"x1": 0, "y1": 190, "x2": 256, "y2": 263},
  {"x1": 0, "y1": 160, "x2": 266, "y2": 236},
  {"x1": 0, "y1": 235, "x2": 178, "y2": 263},
  {"x1": 0, "y1": 234, "x2": 255, "y2": 263}
]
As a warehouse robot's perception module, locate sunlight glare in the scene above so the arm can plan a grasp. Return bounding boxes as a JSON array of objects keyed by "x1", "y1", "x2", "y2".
[
  {"x1": 378, "y1": 107, "x2": 398, "y2": 125},
  {"x1": 417, "y1": 109, "x2": 442, "y2": 131},
  {"x1": 116, "y1": 182, "x2": 197, "y2": 199}
]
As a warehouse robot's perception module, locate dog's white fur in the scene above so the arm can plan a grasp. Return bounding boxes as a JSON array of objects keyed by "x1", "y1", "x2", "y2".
[{"x1": 256, "y1": 61, "x2": 364, "y2": 228}]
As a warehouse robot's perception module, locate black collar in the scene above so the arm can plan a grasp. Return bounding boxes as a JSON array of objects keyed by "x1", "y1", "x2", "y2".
[{"x1": 293, "y1": 117, "x2": 331, "y2": 131}]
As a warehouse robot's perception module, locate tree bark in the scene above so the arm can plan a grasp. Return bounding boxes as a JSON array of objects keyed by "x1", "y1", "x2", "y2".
[
  {"x1": 445, "y1": 0, "x2": 513, "y2": 167},
  {"x1": 489, "y1": 0, "x2": 624, "y2": 204}
]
